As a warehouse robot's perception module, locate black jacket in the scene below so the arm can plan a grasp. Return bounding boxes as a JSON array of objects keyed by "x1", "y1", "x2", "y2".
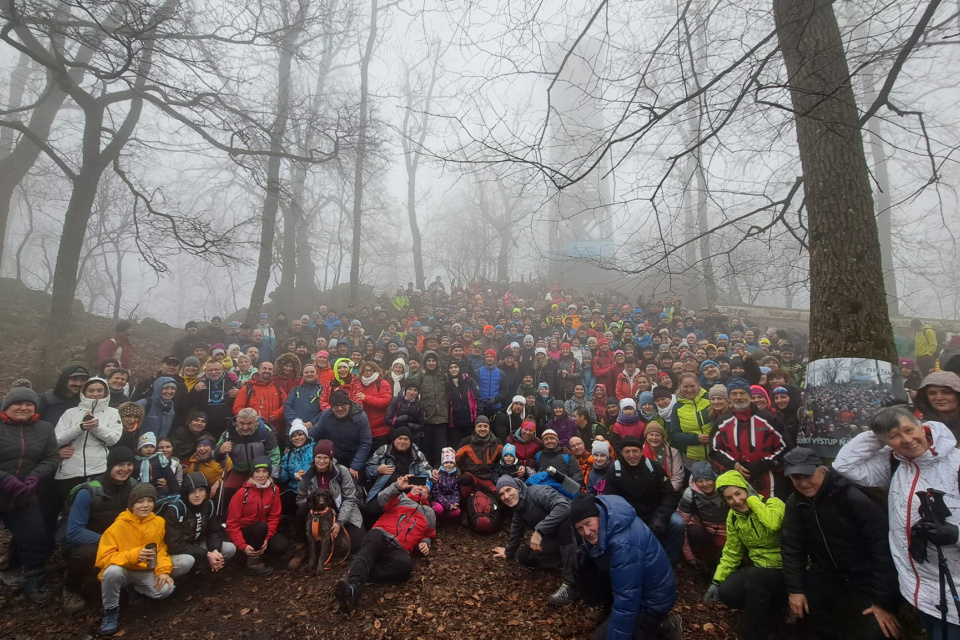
[
  {"x1": 161, "y1": 497, "x2": 227, "y2": 560},
  {"x1": 781, "y1": 470, "x2": 900, "y2": 609},
  {"x1": 0, "y1": 416, "x2": 58, "y2": 512},
  {"x1": 504, "y1": 483, "x2": 571, "y2": 559},
  {"x1": 604, "y1": 458, "x2": 679, "y2": 528}
]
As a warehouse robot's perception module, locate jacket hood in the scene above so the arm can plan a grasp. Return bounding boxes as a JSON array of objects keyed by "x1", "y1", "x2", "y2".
[
  {"x1": 915, "y1": 372, "x2": 960, "y2": 419},
  {"x1": 276, "y1": 352, "x2": 303, "y2": 376},
  {"x1": 333, "y1": 358, "x2": 354, "y2": 385},
  {"x1": 180, "y1": 471, "x2": 210, "y2": 501},
  {"x1": 54, "y1": 365, "x2": 91, "y2": 399},
  {"x1": 151, "y1": 376, "x2": 177, "y2": 403},
  {"x1": 716, "y1": 470, "x2": 749, "y2": 491},
  {"x1": 78, "y1": 377, "x2": 110, "y2": 412},
  {"x1": 593, "y1": 495, "x2": 642, "y2": 554},
  {"x1": 421, "y1": 350, "x2": 442, "y2": 372}
]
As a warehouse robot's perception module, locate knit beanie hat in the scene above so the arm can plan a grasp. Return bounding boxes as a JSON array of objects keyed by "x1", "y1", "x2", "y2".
[
  {"x1": 393, "y1": 426, "x2": 413, "y2": 441},
  {"x1": 644, "y1": 422, "x2": 666, "y2": 438},
  {"x1": 700, "y1": 360, "x2": 718, "y2": 372},
  {"x1": 620, "y1": 436, "x2": 643, "y2": 450},
  {"x1": 691, "y1": 461, "x2": 718, "y2": 482},
  {"x1": 569, "y1": 493, "x2": 600, "y2": 525},
  {"x1": 2, "y1": 387, "x2": 39, "y2": 412},
  {"x1": 313, "y1": 440, "x2": 335, "y2": 458},
  {"x1": 652, "y1": 387, "x2": 672, "y2": 401},
  {"x1": 619, "y1": 398, "x2": 637, "y2": 411},
  {"x1": 137, "y1": 432, "x2": 157, "y2": 451},
  {"x1": 727, "y1": 377, "x2": 751, "y2": 395},
  {"x1": 128, "y1": 482, "x2": 158, "y2": 509},
  {"x1": 251, "y1": 456, "x2": 272, "y2": 474},
  {"x1": 288, "y1": 419, "x2": 308, "y2": 439},
  {"x1": 475, "y1": 415, "x2": 490, "y2": 426},
  {"x1": 495, "y1": 476, "x2": 521, "y2": 492},
  {"x1": 441, "y1": 447, "x2": 456, "y2": 465},
  {"x1": 502, "y1": 443, "x2": 517, "y2": 459},
  {"x1": 709, "y1": 384, "x2": 729, "y2": 400},
  {"x1": 107, "y1": 446, "x2": 136, "y2": 470},
  {"x1": 183, "y1": 356, "x2": 201, "y2": 369},
  {"x1": 591, "y1": 440, "x2": 610, "y2": 457},
  {"x1": 118, "y1": 402, "x2": 145, "y2": 421},
  {"x1": 541, "y1": 429, "x2": 558, "y2": 440}
]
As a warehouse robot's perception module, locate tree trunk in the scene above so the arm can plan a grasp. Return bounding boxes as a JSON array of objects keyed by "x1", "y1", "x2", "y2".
[
  {"x1": 350, "y1": 0, "x2": 379, "y2": 306},
  {"x1": 773, "y1": 0, "x2": 895, "y2": 361},
  {"x1": 496, "y1": 228, "x2": 510, "y2": 283},
  {"x1": 695, "y1": 157, "x2": 716, "y2": 307},
  {"x1": 679, "y1": 152, "x2": 700, "y2": 308},
  {"x1": 407, "y1": 162, "x2": 425, "y2": 290}
]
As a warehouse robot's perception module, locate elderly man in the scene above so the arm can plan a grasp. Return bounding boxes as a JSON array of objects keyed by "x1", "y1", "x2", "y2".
[
  {"x1": 215, "y1": 408, "x2": 281, "y2": 508},
  {"x1": 335, "y1": 474, "x2": 435, "y2": 613},
  {"x1": 781, "y1": 447, "x2": 900, "y2": 640}
]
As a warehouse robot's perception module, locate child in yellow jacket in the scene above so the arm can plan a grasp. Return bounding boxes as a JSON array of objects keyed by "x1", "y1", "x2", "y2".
[{"x1": 95, "y1": 483, "x2": 175, "y2": 635}]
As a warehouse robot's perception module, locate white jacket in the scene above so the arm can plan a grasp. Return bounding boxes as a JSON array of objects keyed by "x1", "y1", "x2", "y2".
[
  {"x1": 54, "y1": 381, "x2": 122, "y2": 480},
  {"x1": 834, "y1": 422, "x2": 960, "y2": 623}
]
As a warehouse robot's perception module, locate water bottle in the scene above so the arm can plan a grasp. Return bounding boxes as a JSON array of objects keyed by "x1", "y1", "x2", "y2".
[{"x1": 546, "y1": 466, "x2": 581, "y2": 496}]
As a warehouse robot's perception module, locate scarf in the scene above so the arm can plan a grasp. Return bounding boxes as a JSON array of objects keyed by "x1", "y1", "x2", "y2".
[
  {"x1": 135, "y1": 452, "x2": 168, "y2": 483},
  {"x1": 391, "y1": 372, "x2": 405, "y2": 396},
  {"x1": 361, "y1": 373, "x2": 379, "y2": 386},
  {"x1": 253, "y1": 479, "x2": 272, "y2": 489},
  {"x1": 657, "y1": 395, "x2": 677, "y2": 421},
  {"x1": 643, "y1": 443, "x2": 669, "y2": 474},
  {"x1": 617, "y1": 411, "x2": 641, "y2": 425},
  {"x1": 639, "y1": 407, "x2": 656, "y2": 422}
]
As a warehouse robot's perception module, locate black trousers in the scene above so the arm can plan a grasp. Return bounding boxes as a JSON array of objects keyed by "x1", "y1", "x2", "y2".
[
  {"x1": 801, "y1": 570, "x2": 889, "y2": 640},
  {"x1": 345, "y1": 528, "x2": 413, "y2": 587},
  {"x1": 239, "y1": 522, "x2": 289, "y2": 556},
  {"x1": 516, "y1": 520, "x2": 576, "y2": 585},
  {"x1": 0, "y1": 501, "x2": 53, "y2": 571},
  {"x1": 63, "y1": 543, "x2": 99, "y2": 591},
  {"x1": 686, "y1": 523, "x2": 722, "y2": 568},
  {"x1": 423, "y1": 423, "x2": 448, "y2": 467},
  {"x1": 719, "y1": 566, "x2": 786, "y2": 640},
  {"x1": 591, "y1": 610, "x2": 667, "y2": 640},
  {"x1": 293, "y1": 503, "x2": 365, "y2": 554}
]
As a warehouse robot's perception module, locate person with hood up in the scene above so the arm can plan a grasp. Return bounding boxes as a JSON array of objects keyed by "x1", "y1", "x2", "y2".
[
  {"x1": 0, "y1": 387, "x2": 58, "y2": 603},
  {"x1": 668, "y1": 373, "x2": 713, "y2": 471},
  {"x1": 677, "y1": 461, "x2": 728, "y2": 572},
  {"x1": 592, "y1": 383, "x2": 610, "y2": 425},
  {"x1": 225, "y1": 457, "x2": 288, "y2": 576},
  {"x1": 39, "y1": 365, "x2": 90, "y2": 426},
  {"x1": 545, "y1": 400, "x2": 577, "y2": 448},
  {"x1": 446, "y1": 361, "x2": 479, "y2": 446},
  {"x1": 55, "y1": 377, "x2": 123, "y2": 503},
  {"x1": 914, "y1": 371, "x2": 960, "y2": 443},
  {"x1": 834, "y1": 406, "x2": 960, "y2": 640},
  {"x1": 136, "y1": 377, "x2": 178, "y2": 440},
  {"x1": 505, "y1": 419, "x2": 543, "y2": 470},
  {"x1": 493, "y1": 476, "x2": 579, "y2": 607},
  {"x1": 770, "y1": 386, "x2": 802, "y2": 444},
  {"x1": 95, "y1": 483, "x2": 175, "y2": 635},
  {"x1": 570, "y1": 493, "x2": 680, "y2": 640},
  {"x1": 593, "y1": 339, "x2": 618, "y2": 392},
  {"x1": 282, "y1": 364, "x2": 324, "y2": 430},
  {"x1": 357, "y1": 361, "x2": 394, "y2": 450},
  {"x1": 492, "y1": 396, "x2": 527, "y2": 444},
  {"x1": 780, "y1": 448, "x2": 900, "y2": 640},
  {"x1": 334, "y1": 473, "x2": 436, "y2": 613},
  {"x1": 273, "y1": 352, "x2": 303, "y2": 397},
  {"x1": 412, "y1": 350, "x2": 449, "y2": 466},
  {"x1": 163, "y1": 472, "x2": 236, "y2": 578},
  {"x1": 702, "y1": 470, "x2": 786, "y2": 640}
]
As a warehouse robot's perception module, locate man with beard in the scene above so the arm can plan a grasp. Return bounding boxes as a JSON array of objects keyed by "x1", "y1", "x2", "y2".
[
  {"x1": 189, "y1": 360, "x2": 240, "y2": 438},
  {"x1": 38, "y1": 365, "x2": 90, "y2": 426}
]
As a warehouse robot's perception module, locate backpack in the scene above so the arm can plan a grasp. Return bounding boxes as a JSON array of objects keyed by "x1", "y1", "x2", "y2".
[
  {"x1": 465, "y1": 486, "x2": 501, "y2": 534},
  {"x1": 526, "y1": 471, "x2": 580, "y2": 499},
  {"x1": 535, "y1": 451, "x2": 571, "y2": 466}
]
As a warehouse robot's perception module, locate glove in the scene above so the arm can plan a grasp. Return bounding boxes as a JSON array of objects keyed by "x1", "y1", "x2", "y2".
[
  {"x1": 703, "y1": 583, "x2": 721, "y2": 604},
  {"x1": 914, "y1": 521, "x2": 960, "y2": 547},
  {"x1": 650, "y1": 517, "x2": 668, "y2": 538},
  {"x1": 0, "y1": 474, "x2": 25, "y2": 497},
  {"x1": 21, "y1": 476, "x2": 39, "y2": 496}
]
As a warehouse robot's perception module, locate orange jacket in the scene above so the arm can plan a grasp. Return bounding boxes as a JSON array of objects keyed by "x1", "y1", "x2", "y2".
[{"x1": 233, "y1": 374, "x2": 287, "y2": 424}]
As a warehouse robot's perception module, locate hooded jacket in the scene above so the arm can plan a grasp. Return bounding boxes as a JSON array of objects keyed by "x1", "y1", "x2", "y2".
[
  {"x1": 161, "y1": 473, "x2": 227, "y2": 561},
  {"x1": 413, "y1": 351, "x2": 449, "y2": 424},
  {"x1": 359, "y1": 372, "x2": 394, "y2": 440},
  {"x1": 504, "y1": 482, "x2": 571, "y2": 559},
  {"x1": 711, "y1": 406, "x2": 788, "y2": 498},
  {"x1": 307, "y1": 403, "x2": 372, "y2": 472},
  {"x1": 39, "y1": 365, "x2": 89, "y2": 426},
  {"x1": 456, "y1": 432, "x2": 502, "y2": 481},
  {"x1": 283, "y1": 380, "x2": 324, "y2": 425},
  {"x1": 225, "y1": 478, "x2": 282, "y2": 547},
  {"x1": 614, "y1": 369, "x2": 643, "y2": 402},
  {"x1": 55, "y1": 378, "x2": 123, "y2": 480},
  {"x1": 295, "y1": 459, "x2": 362, "y2": 529},
  {"x1": 372, "y1": 482, "x2": 437, "y2": 553},
  {"x1": 581, "y1": 495, "x2": 677, "y2": 638},
  {"x1": 780, "y1": 469, "x2": 899, "y2": 609},
  {"x1": 137, "y1": 376, "x2": 178, "y2": 440},
  {"x1": 96, "y1": 509, "x2": 173, "y2": 579},
  {"x1": 279, "y1": 435, "x2": 315, "y2": 491},
  {"x1": 214, "y1": 418, "x2": 281, "y2": 477},
  {"x1": 668, "y1": 388, "x2": 713, "y2": 461},
  {"x1": 233, "y1": 373, "x2": 287, "y2": 425},
  {"x1": 677, "y1": 474, "x2": 728, "y2": 562},
  {"x1": 914, "y1": 372, "x2": 960, "y2": 442},
  {"x1": 712, "y1": 470, "x2": 785, "y2": 584},
  {"x1": 605, "y1": 457, "x2": 679, "y2": 528},
  {"x1": 0, "y1": 412, "x2": 57, "y2": 513},
  {"x1": 187, "y1": 373, "x2": 238, "y2": 436},
  {"x1": 834, "y1": 422, "x2": 960, "y2": 623},
  {"x1": 505, "y1": 429, "x2": 543, "y2": 469}
]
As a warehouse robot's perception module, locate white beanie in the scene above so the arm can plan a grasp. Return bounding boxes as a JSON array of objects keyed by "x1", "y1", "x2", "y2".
[{"x1": 619, "y1": 398, "x2": 637, "y2": 411}]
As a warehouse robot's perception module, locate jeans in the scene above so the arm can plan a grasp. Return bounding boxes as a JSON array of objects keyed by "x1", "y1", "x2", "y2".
[
  {"x1": 0, "y1": 501, "x2": 53, "y2": 571},
  {"x1": 345, "y1": 528, "x2": 413, "y2": 587},
  {"x1": 170, "y1": 541, "x2": 237, "y2": 577},
  {"x1": 719, "y1": 566, "x2": 786, "y2": 640},
  {"x1": 100, "y1": 565, "x2": 175, "y2": 609},
  {"x1": 921, "y1": 612, "x2": 960, "y2": 640},
  {"x1": 652, "y1": 512, "x2": 685, "y2": 563}
]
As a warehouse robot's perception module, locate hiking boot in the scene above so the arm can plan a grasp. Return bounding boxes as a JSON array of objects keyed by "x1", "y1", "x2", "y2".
[
  {"x1": 547, "y1": 582, "x2": 579, "y2": 606},
  {"x1": 63, "y1": 588, "x2": 86, "y2": 613},
  {"x1": 247, "y1": 556, "x2": 273, "y2": 577},
  {"x1": 658, "y1": 613, "x2": 682, "y2": 640},
  {"x1": 287, "y1": 545, "x2": 306, "y2": 571},
  {"x1": 21, "y1": 572, "x2": 50, "y2": 604},
  {"x1": 335, "y1": 578, "x2": 359, "y2": 613},
  {"x1": 99, "y1": 607, "x2": 120, "y2": 636},
  {"x1": 0, "y1": 569, "x2": 23, "y2": 588}
]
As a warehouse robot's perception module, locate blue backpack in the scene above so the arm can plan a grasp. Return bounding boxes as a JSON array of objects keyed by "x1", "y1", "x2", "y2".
[{"x1": 526, "y1": 470, "x2": 579, "y2": 500}]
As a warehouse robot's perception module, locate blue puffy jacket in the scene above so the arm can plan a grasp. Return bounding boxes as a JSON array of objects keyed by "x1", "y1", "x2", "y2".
[
  {"x1": 307, "y1": 403, "x2": 372, "y2": 472},
  {"x1": 477, "y1": 365, "x2": 503, "y2": 409},
  {"x1": 283, "y1": 381, "x2": 323, "y2": 425},
  {"x1": 585, "y1": 495, "x2": 676, "y2": 638}
]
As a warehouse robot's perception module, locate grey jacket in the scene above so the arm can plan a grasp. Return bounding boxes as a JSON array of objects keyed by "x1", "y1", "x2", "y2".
[{"x1": 505, "y1": 483, "x2": 571, "y2": 559}]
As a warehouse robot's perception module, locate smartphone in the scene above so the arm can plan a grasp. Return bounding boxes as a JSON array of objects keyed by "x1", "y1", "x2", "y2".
[{"x1": 407, "y1": 476, "x2": 428, "y2": 486}]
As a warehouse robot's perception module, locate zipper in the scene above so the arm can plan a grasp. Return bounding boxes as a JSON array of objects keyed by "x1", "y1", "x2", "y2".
[
  {"x1": 904, "y1": 460, "x2": 922, "y2": 607},
  {"x1": 806, "y1": 501, "x2": 841, "y2": 572},
  {"x1": 16, "y1": 425, "x2": 25, "y2": 478}
]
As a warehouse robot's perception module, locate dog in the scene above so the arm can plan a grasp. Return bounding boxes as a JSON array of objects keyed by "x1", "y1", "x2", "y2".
[{"x1": 305, "y1": 488, "x2": 351, "y2": 574}]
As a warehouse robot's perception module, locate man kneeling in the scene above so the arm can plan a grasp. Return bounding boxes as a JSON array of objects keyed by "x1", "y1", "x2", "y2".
[
  {"x1": 570, "y1": 493, "x2": 681, "y2": 640},
  {"x1": 335, "y1": 474, "x2": 435, "y2": 612},
  {"x1": 95, "y1": 483, "x2": 175, "y2": 635}
]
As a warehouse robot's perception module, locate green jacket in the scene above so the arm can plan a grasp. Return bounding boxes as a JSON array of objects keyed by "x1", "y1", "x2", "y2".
[
  {"x1": 668, "y1": 389, "x2": 712, "y2": 461},
  {"x1": 713, "y1": 470, "x2": 785, "y2": 584}
]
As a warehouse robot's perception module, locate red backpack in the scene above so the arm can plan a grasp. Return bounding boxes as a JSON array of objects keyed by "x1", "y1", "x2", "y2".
[{"x1": 465, "y1": 486, "x2": 501, "y2": 534}]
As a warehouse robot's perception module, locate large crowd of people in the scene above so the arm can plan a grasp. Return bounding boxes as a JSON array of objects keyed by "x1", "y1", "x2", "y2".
[{"x1": 2, "y1": 280, "x2": 960, "y2": 639}]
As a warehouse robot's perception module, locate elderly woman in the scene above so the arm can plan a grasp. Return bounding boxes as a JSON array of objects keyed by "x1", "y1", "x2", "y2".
[
  {"x1": 915, "y1": 371, "x2": 960, "y2": 442},
  {"x1": 0, "y1": 388, "x2": 59, "y2": 602},
  {"x1": 703, "y1": 470, "x2": 786, "y2": 640},
  {"x1": 235, "y1": 354, "x2": 257, "y2": 383}
]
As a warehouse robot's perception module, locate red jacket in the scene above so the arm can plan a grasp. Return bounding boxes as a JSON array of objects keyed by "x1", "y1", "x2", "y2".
[
  {"x1": 615, "y1": 369, "x2": 643, "y2": 401},
  {"x1": 359, "y1": 376, "x2": 393, "y2": 439},
  {"x1": 711, "y1": 409, "x2": 787, "y2": 497},
  {"x1": 373, "y1": 485, "x2": 437, "y2": 553},
  {"x1": 593, "y1": 350, "x2": 617, "y2": 391},
  {"x1": 97, "y1": 334, "x2": 132, "y2": 369},
  {"x1": 233, "y1": 375, "x2": 287, "y2": 425},
  {"x1": 225, "y1": 481, "x2": 282, "y2": 547},
  {"x1": 505, "y1": 432, "x2": 543, "y2": 469},
  {"x1": 319, "y1": 376, "x2": 363, "y2": 411}
]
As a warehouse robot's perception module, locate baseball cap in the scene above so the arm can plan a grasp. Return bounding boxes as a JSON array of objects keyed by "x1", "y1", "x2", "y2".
[{"x1": 784, "y1": 448, "x2": 821, "y2": 477}]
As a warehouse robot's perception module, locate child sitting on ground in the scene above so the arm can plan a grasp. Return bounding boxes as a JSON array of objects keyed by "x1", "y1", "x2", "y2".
[
  {"x1": 156, "y1": 437, "x2": 183, "y2": 487},
  {"x1": 493, "y1": 443, "x2": 524, "y2": 481},
  {"x1": 135, "y1": 433, "x2": 180, "y2": 498},
  {"x1": 677, "y1": 461, "x2": 728, "y2": 573},
  {"x1": 431, "y1": 447, "x2": 461, "y2": 520}
]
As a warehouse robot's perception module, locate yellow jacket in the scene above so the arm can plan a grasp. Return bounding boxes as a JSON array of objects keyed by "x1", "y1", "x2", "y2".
[
  {"x1": 915, "y1": 325, "x2": 939, "y2": 357},
  {"x1": 96, "y1": 510, "x2": 173, "y2": 579}
]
